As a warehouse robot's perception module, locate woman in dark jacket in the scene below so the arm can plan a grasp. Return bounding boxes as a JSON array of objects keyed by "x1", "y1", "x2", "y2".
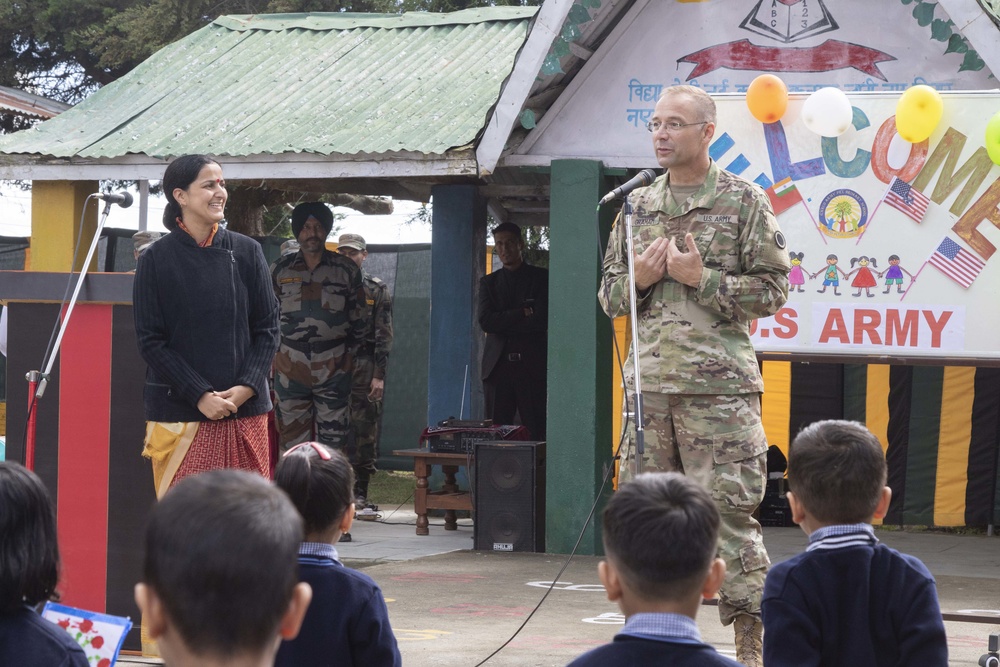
[{"x1": 133, "y1": 154, "x2": 279, "y2": 498}]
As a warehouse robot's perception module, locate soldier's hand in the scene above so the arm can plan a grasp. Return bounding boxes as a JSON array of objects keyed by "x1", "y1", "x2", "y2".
[
  {"x1": 634, "y1": 237, "x2": 669, "y2": 291},
  {"x1": 665, "y1": 233, "x2": 704, "y2": 287},
  {"x1": 368, "y1": 377, "x2": 385, "y2": 402},
  {"x1": 197, "y1": 391, "x2": 239, "y2": 420}
]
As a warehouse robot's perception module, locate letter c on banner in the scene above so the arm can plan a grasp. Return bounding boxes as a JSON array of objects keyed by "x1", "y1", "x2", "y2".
[{"x1": 823, "y1": 106, "x2": 872, "y2": 179}]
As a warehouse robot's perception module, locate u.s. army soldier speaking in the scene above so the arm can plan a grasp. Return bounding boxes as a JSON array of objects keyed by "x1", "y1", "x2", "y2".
[{"x1": 599, "y1": 85, "x2": 790, "y2": 667}]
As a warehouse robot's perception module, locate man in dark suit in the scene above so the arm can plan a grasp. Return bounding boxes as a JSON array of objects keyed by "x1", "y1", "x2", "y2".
[{"x1": 478, "y1": 222, "x2": 549, "y2": 440}]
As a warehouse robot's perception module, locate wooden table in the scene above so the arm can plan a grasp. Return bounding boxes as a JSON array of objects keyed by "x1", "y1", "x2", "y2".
[{"x1": 392, "y1": 449, "x2": 473, "y2": 535}]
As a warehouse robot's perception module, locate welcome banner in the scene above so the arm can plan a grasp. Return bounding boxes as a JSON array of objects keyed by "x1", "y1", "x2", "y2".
[{"x1": 705, "y1": 92, "x2": 1000, "y2": 361}]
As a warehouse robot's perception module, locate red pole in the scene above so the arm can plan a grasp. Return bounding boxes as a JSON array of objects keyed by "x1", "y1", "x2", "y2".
[{"x1": 26, "y1": 372, "x2": 39, "y2": 471}]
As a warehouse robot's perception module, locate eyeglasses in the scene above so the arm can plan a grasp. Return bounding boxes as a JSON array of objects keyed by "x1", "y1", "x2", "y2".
[
  {"x1": 283, "y1": 442, "x2": 331, "y2": 460},
  {"x1": 646, "y1": 120, "x2": 708, "y2": 134}
]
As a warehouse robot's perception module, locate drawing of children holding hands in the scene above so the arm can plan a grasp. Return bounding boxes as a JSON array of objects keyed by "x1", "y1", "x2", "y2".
[
  {"x1": 812, "y1": 254, "x2": 848, "y2": 296},
  {"x1": 787, "y1": 251, "x2": 812, "y2": 293},
  {"x1": 879, "y1": 254, "x2": 915, "y2": 294},
  {"x1": 847, "y1": 256, "x2": 878, "y2": 297}
]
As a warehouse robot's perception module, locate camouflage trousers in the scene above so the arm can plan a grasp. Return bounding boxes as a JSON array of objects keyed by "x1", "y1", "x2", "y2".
[
  {"x1": 273, "y1": 343, "x2": 352, "y2": 454},
  {"x1": 619, "y1": 391, "x2": 769, "y2": 625},
  {"x1": 349, "y1": 355, "x2": 382, "y2": 483}
]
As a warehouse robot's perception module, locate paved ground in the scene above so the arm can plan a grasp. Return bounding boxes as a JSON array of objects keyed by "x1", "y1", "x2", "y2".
[{"x1": 119, "y1": 505, "x2": 1000, "y2": 666}]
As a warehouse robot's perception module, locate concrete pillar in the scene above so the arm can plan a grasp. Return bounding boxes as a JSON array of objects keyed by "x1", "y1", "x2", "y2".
[
  {"x1": 428, "y1": 185, "x2": 487, "y2": 426},
  {"x1": 546, "y1": 159, "x2": 616, "y2": 555},
  {"x1": 30, "y1": 181, "x2": 99, "y2": 272}
]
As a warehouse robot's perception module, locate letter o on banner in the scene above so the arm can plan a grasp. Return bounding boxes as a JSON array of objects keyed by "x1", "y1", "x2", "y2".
[
  {"x1": 895, "y1": 85, "x2": 944, "y2": 143},
  {"x1": 802, "y1": 87, "x2": 853, "y2": 137},
  {"x1": 746, "y1": 74, "x2": 788, "y2": 123}
]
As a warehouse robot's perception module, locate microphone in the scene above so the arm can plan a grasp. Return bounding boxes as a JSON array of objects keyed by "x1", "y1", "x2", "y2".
[
  {"x1": 93, "y1": 191, "x2": 134, "y2": 208},
  {"x1": 598, "y1": 169, "x2": 658, "y2": 205}
]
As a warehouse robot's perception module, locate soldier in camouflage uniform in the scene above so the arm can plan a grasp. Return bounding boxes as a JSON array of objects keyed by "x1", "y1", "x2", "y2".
[
  {"x1": 598, "y1": 85, "x2": 790, "y2": 667},
  {"x1": 132, "y1": 230, "x2": 162, "y2": 263},
  {"x1": 337, "y1": 233, "x2": 393, "y2": 504},
  {"x1": 271, "y1": 203, "x2": 366, "y2": 457}
]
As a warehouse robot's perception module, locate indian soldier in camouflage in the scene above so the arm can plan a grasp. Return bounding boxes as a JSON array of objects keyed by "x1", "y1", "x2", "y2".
[
  {"x1": 337, "y1": 233, "x2": 393, "y2": 504},
  {"x1": 271, "y1": 203, "x2": 366, "y2": 458},
  {"x1": 132, "y1": 230, "x2": 162, "y2": 261},
  {"x1": 598, "y1": 85, "x2": 790, "y2": 667}
]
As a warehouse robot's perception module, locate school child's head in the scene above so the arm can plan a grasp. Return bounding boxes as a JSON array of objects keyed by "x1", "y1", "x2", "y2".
[
  {"x1": 601, "y1": 472, "x2": 722, "y2": 606},
  {"x1": 787, "y1": 419, "x2": 890, "y2": 525},
  {"x1": 275, "y1": 442, "x2": 355, "y2": 539},
  {"x1": 136, "y1": 469, "x2": 310, "y2": 663},
  {"x1": 0, "y1": 461, "x2": 61, "y2": 614}
]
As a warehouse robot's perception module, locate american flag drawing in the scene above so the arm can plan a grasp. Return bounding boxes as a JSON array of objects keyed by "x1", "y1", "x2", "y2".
[
  {"x1": 884, "y1": 176, "x2": 930, "y2": 223},
  {"x1": 928, "y1": 236, "x2": 985, "y2": 288}
]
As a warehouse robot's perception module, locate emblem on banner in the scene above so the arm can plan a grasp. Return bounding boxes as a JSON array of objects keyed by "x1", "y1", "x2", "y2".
[
  {"x1": 818, "y1": 189, "x2": 868, "y2": 240},
  {"x1": 678, "y1": 0, "x2": 895, "y2": 81},
  {"x1": 740, "y1": 0, "x2": 838, "y2": 44}
]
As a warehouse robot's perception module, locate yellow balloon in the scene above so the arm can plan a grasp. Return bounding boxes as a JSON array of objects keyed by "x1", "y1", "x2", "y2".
[
  {"x1": 986, "y1": 111, "x2": 1000, "y2": 166},
  {"x1": 895, "y1": 85, "x2": 944, "y2": 143},
  {"x1": 746, "y1": 74, "x2": 788, "y2": 124}
]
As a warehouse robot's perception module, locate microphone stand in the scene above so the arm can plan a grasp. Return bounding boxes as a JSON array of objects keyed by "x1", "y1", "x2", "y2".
[
  {"x1": 621, "y1": 197, "x2": 646, "y2": 475},
  {"x1": 24, "y1": 197, "x2": 114, "y2": 471}
]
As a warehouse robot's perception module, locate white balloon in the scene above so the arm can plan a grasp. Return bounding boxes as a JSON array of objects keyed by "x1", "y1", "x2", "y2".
[
  {"x1": 887, "y1": 132, "x2": 913, "y2": 170},
  {"x1": 801, "y1": 87, "x2": 854, "y2": 137}
]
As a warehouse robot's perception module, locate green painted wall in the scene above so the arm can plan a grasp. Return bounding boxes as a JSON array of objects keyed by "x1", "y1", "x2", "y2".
[{"x1": 546, "y1": 159, "x2": 616, "y2": 555}]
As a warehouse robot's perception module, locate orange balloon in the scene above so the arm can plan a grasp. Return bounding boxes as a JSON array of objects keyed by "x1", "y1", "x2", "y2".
[{"x1": 746, "y1": 74, "x2": 788, "y2": 124}]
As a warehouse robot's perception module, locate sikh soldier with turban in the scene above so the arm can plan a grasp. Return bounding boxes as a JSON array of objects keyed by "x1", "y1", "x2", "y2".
[{"x1": 270, "y1": 202, "x2": 367, "y2": 463}]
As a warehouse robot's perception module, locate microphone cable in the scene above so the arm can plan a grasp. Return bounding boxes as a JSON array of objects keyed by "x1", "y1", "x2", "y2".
[{"x1": 473, "y1": 198, "x2": 635, "y2": 666}]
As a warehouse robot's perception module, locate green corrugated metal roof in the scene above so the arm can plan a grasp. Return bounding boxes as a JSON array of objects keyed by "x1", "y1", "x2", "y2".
[{"x1": 0, "y1": 7, "x2": 536, "y2": 159}]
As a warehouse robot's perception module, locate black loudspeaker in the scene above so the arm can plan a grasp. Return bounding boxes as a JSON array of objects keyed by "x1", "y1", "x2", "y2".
[{"x1": 474, "y1": 441, "x2": 546, "y2": 552}]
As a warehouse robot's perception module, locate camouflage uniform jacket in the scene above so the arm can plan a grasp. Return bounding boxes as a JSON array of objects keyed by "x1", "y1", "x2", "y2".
[
  {"x1": 361, "y1": 272, "x2": 393, "y2": 380},
  {"x1": 599, "y1": 161, "x2": 790, "y2": 395},
  {"x1": 270, "y1": 250, "x2": 367, "y2": 357}
]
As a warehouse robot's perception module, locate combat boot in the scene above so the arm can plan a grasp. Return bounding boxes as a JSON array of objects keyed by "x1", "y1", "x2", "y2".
[
  {"x1": 733, "y1": 613, "x2": 762, "y2": 667},
  {"x1": 354, "y1": 478, "x2": 370, "y2": 508}
]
